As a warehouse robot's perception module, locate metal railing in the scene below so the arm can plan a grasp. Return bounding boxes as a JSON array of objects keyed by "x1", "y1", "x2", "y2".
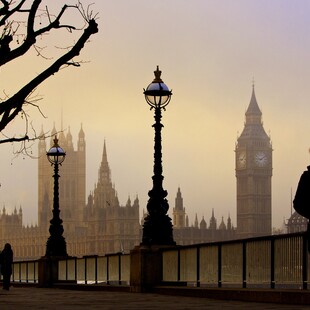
[
  {"x1": 10, "y1": 252, "x2": 130, "y2": 285},
  {"x1": 58, "y1": 253, "x2": 130, "y2": 285},
  {"x1": 161, "y1": 232, "x2": 309, "y2": 289},
  {"x1": 11, "y1": 260, "x2": 39, "y2": 283},
  {"x1": 9, "y1": 232, "x2": 310, "y2": 290}
]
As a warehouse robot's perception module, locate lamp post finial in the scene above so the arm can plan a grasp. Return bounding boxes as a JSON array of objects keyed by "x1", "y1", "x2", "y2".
[{"x1": 153, "y1": 65, "x2": 163, "y2": 83}]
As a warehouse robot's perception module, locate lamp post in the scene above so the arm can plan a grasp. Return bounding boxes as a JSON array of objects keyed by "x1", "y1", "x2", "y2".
[
  {"x1": 141, "y1": 66, "x2": 175, "y2": 245},
  {"x1": 45, "y1": 136, "x2": 67, "y2": 257}
]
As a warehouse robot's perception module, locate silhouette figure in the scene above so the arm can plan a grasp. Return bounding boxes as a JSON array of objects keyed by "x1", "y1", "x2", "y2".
[
  {"x1": 294, "y1": 166, "x2": 310, "y2": 220},
  {"x1": 0, "y1": 243, "x2": 13, "y2": 290},
  {"x1": 294, "y1": 166, "x2": 310, "y2": 252}
]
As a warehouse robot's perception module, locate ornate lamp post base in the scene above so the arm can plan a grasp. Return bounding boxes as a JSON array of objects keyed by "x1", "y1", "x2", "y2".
[
  {"x1": 45, "y1": 235, "x2": 67, "y2": 257},
  {"x1": 142, "y1": 213, "x2": 175, "y2": 245}
]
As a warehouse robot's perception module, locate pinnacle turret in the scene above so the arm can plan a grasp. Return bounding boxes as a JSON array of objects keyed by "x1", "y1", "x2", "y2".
[
  {"x1": 98, "y1": 140, "x2": 111, "y2": 184},
  {"x1": 66, "y1": 126, "x2": 73, "y2": 150}
]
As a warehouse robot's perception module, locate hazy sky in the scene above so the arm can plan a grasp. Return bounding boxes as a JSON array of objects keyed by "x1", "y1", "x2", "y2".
[{"x1": 1, "y1": 0, "x2": 310, "y2": 229}]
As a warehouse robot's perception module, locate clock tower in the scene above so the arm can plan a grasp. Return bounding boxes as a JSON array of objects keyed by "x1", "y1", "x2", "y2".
[{"x1": 235, "y1": 86, "x2": 272, "y2": 238}]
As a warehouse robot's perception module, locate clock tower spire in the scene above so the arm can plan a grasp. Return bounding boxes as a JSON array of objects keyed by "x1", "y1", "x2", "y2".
[{"x1": 235, "y1": 86, "x2": 272, "y2": 238}]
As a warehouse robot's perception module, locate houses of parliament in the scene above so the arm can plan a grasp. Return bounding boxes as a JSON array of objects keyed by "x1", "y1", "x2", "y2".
[{"x1": 1, "y1": 86, "x2": 297, "y2": 261}]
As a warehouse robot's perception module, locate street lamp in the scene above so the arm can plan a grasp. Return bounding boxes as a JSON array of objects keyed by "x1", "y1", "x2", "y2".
[
  {"x1": 45, "y1": 136, "x2": 68, "y2": 257},
  {"x1": 141, "y1": 66, "x2": 175, "y2": 245}
]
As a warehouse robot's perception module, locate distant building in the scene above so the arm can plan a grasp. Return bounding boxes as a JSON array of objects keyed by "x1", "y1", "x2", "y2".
[
  {"x1": 83, "y1": 141, "x2": 140, "y2": 254},
  {"x1": 0, "y1": 126, "x2": 141, "y2": 260},
  {"x1": 286, "y1": 211, "x2": 308, "y2": 233},
  {"x1": 171, "y1": 187, "x2": 236, "y2": 244},
  {"x1": 235, "y1": 86, "x2": 273, "y2": 238}
]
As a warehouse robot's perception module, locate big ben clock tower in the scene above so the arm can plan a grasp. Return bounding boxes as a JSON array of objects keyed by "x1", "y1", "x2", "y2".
[{"x1": 235, "y1": 86, "x2": 272, "y2": 238}]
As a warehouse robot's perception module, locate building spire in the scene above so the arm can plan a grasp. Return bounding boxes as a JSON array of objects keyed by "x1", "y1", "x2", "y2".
[
  {"x1": 194, "y1": 213, "x2": 198, "y2": 228},
  {"x1": 102, "y1": 139, "x2": 107, "y2": 162},
  {"x1": 246, "y1": 85, "x2": 262, "y2": 117},
  {"x1": 79, "y1": 123, "x2": 84, "y2": 137},
  {"x1": 98, "y1": 139, "x2": 111, "y2": 184},
  {"x1": 61, "y1": 107, "x2": 63, "y2": 131}
]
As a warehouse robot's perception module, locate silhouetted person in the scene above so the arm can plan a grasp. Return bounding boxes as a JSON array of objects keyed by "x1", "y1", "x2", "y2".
[
  {"x1": 294, "y1": 166, "x2": 310, "y2": 220},
  {"x1": 294, "y1": 166, "x2": 310, "y2": 251},
  {"x1": 0, "y1": 243, "x2": 13, "y2": 290}
]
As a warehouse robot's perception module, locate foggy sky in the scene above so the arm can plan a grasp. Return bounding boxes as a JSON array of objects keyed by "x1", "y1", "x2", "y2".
[{"x1": 1, "y1": 0, "x2": 310, "y2": 229}]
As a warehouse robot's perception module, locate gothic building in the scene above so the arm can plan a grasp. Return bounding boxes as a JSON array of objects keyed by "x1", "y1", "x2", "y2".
[
  {"x1": 171, "y1": 187, "x2": 236, "y2": 244},
  {"x1": 83, "y1": 141, "x2": 140, "y2": 254},
  {"x1": 0, "y1": 126, "x2": 141, "y2": 260},
  {"x1": 286, "y1": 211, "x2": 308, "y2": 233},
  {"x1": 235, "y1": 86, "x2": 273, "y2": 238}
]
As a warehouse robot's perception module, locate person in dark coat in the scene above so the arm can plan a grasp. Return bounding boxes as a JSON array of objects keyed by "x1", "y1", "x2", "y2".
[{"x1": 1, "y1": 243, "x2": 13, "y2": 290}]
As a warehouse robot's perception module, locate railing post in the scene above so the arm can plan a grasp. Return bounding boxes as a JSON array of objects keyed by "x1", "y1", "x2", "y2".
[
  {"x1": 302, "y1": 232, "x2": 308, "y2": 290},
  {"x1": 270, "y1": 237, "x2": 275, "y2": 289},
  {"x1": 107, "y1": 255, "x2": 110, "y2": 285},
  {"x1": 75, "y1": 257, "x2": 77, "y2": 283},
  {"x1": 34, "y1": 261, "x2": 37, "y2": 283},
  {"x1": 119, "y1": 254, "x2": 122, "y2": 285},
  {"x1": 84, "y1": 257, "x2": 87, "y2": 284},
  {"x1": 196, "y1": 246, "x2": 200, "y2": 287},
  {"x1": 218, "y1": 244, "x2": 222, "y2": 288},
  {"x1": 95, "y1": 256, "x2": 98, "y2": 284},
  {"x1": 38, "y1": 256, "x2": 61, "y2": 287},
  {"x1": 65, "y1": 258, "x2": 68, "y2": 281},
  {"x1": 26, "y1": 262, "x2": 29, "y2": 283},
  {"x1": 19, "y1": 262, "x2": 21, "y2": 283},
  {"x1": 242, "y1": 241, "x2": 246, "y2": 288},
  {"x1": 130, "y1": 245, "x2": 168, "y2": 292},
  {"x1": 177, "y1": 248, "x2": 181, "y2": 282}
]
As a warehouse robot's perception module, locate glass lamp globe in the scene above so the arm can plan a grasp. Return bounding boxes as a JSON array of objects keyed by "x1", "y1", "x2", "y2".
[
  {"x1": 144, "y1": 66, "x2": 172, "y2": 109},
  {"x1": 47, "y1": 136, "x2": 66, "y2": 165}
]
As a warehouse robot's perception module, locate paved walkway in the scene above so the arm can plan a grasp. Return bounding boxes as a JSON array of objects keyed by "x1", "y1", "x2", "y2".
[{"x1": 0, "y1": 287, "x2": 309, "y2": 309}]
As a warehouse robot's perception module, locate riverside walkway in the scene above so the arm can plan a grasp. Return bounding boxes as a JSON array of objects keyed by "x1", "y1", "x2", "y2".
[{"x1": 0, "y1": 286, "x2": 309, "y2": 310}]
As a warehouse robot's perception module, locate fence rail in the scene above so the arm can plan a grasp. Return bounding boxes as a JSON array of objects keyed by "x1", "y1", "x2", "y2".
[
  {"x1": 58, "y1": 253, "x2": 130, "y2": 285},
  {"x1": 9, "y1": 232, "x2": 310, "y2": 290},
  {"x1": 10, "y1": 252, "x2": 130, "y2": 286},
  {"x1": 11, "y1": 260, "x2": 38, "y2": 284},
  {"x1": 161, "y1": 232, "x2": 309, "y2": 289}
]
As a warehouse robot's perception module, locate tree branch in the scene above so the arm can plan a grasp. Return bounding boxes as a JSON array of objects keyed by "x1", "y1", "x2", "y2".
[
  {"x1": 0, "y1": 134, "x2": 29, "y2": 144},
  {"x1": 0, "y1": 17, "x2": 98, "y2": 131},
  {"x1": 0, "y1": 1, "x2": 88, "y2": 67},
  {"x1": 0, "y1": 1, "x2": 99, "y2": 148},
  {"x1": 0, "y1": 1, "x2": 27, "y2": 27}
]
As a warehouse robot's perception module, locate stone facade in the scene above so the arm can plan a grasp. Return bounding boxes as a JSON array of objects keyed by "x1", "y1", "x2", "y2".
[
  {"x1": 286, "y1": 211, "x2": 308, "y2": 233},
  {"x1": 83, "y1": 141, "x2": 140, "y2": 254}
]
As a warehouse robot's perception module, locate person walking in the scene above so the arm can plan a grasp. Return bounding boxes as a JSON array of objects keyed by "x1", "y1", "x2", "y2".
[{"x1": 0, "y1": 243, "x2": 13, "y2": 290}]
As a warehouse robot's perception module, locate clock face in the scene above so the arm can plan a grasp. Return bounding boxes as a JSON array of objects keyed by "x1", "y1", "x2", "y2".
[
  {"x1": 255, "y1": 151, "x2": 268, "y2": 167},
  {"x1": 237, "y1": 152, "x2": 246, "y2": 168}
]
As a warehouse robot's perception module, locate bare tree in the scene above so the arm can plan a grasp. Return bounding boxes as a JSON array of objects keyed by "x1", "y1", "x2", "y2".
[{"x1": 0, "y1": 0, "x2": 98, "y2": 147}]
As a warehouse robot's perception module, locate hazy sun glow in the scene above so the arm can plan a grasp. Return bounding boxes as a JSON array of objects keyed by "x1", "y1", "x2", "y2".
[{"x1": 1, "y1": 0, "x2": 310, "y2": 230}]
